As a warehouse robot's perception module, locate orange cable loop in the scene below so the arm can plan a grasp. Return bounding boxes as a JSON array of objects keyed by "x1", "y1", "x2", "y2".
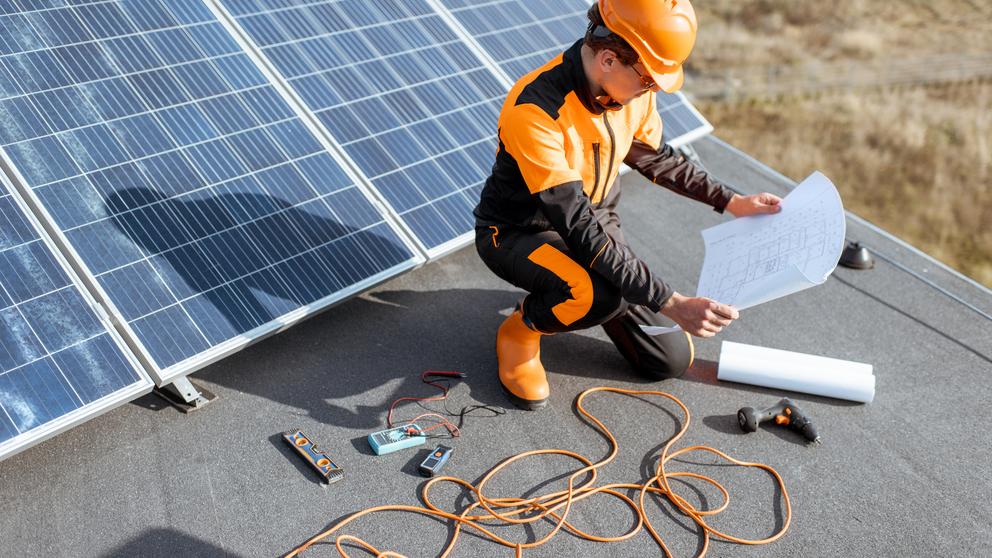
[{"x1": 285, "y1": 386, "x2": 791, "y2": 557}]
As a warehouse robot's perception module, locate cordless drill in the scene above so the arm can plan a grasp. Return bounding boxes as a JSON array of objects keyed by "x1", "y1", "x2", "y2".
[{"x1": 737, "y1": 398, "x2": 820, "y2": 444}]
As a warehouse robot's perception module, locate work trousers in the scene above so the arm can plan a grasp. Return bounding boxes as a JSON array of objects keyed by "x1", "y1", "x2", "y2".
[{"x1": 475, "y1": 221, "x2": 693, "y2": 380}]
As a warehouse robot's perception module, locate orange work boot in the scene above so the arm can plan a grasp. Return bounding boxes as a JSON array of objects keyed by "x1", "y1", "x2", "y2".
[{"x1": 497, "y1": 310, "x2": 549, "y2": 410}]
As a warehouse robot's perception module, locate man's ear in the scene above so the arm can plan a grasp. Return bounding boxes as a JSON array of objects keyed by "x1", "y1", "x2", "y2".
[{"x1": 598, "y1": 49, "x2": 619, "y2": 71}]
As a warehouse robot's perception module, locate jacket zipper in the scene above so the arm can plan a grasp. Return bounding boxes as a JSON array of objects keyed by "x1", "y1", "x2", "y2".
[
  {"x1": 591, "y1": 142, "x2": 601, "y2": 201},
  {"x1": 598, "y1": 112, "x2": 616, "y2": 205}
]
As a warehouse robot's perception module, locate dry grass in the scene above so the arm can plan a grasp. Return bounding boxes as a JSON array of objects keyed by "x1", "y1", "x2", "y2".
[
  {"x1": 691, "y1": 0, "x2": 992, "y2": 72},
  {"x1": 688, "y1": 1, "x2": 992, "y2": 287}
]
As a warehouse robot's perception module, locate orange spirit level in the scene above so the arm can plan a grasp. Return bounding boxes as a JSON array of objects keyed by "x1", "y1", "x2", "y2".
[{"x1": 282, "y1": 429, "x2": 343, "y2": 484}]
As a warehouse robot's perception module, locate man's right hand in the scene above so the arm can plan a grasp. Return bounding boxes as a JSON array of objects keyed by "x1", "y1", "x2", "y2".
[{"x1": 659, "y1": 292, "x2": 738, "y2": 337}]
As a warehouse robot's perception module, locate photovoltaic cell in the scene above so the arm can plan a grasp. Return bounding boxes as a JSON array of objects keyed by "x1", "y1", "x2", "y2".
[
  {"x1": 440, "y1": 0, "x2": 713, "y2": 146},
  {"x1": 217, "y1": 0, "x2": 506, "y2": 253},
  {"x1": 441, "y1": 0, "x2": 589, "y2": 81},
  {"x1": 655, "y1": 93, "x2": 713, "y2": 146},
  {"x1": 0, "y1": 175, "x2": 150, "y2": 460},
  {"x1": 0, "y1": 0, "x2": 418, "y2": 378}
]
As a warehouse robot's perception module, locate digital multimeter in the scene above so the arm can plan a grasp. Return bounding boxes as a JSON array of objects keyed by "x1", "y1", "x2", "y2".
[
  {"x1": 418, "y1": 445, "x2": 453, "y2": 477},
  {"x1": 368, "y1": 423, "x2": 426, "y2": 455}
]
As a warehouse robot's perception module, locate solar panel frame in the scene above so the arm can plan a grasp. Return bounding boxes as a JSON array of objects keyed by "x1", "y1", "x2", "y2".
[
  {"x1": 0, "y1": 170, "x2": 152, "y2": 462},
  {"x1": 0, "y1": 0, "x2": 713, "y2": 386},
  {"x1": 0, "y1": 0, "x2": 425, "y2": 385}
]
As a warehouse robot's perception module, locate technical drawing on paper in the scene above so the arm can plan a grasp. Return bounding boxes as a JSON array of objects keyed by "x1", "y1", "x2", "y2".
[
  {"x1": 695, "y1": 172, "x2": 845, "y2": 309},
  {"x1": 704, "y1": 205, "x2": 833, "y2": 304}
]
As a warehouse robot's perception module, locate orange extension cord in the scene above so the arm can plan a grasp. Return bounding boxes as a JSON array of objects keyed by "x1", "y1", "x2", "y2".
[{"x1": 285, "y1": 387, "x2": 791, "y2": 558}]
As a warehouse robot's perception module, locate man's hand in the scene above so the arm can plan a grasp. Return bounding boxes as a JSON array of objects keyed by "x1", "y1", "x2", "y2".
[
  {"x1": 725, "y1": 192, "x2": 782, "y2": 217},
  {"x1": 660, "y1": 292, "x2": 739, "y2": 338}
]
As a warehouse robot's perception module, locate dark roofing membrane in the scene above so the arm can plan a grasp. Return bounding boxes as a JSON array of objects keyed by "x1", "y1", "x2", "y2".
[{"x1": 0, "y1": 136, "x2": 989, "y2": 557}]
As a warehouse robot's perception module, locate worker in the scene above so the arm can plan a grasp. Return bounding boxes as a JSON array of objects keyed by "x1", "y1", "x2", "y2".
[{"x1": 473, "y1": 0, "x2": 783, "y2": 410}]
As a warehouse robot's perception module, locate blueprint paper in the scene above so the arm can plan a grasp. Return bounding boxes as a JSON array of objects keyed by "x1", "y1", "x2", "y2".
[
  {"x1": 639, "y1": 171, "x2": 844, "y2": 337},
  {"x1": 694, "y1": 171, "x2": 846, "y2": 309},
  {"x1": 717, "y1": 341, "x2": 875, "y2": 403}
]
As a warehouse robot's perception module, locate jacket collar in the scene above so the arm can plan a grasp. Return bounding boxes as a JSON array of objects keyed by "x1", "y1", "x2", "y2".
[{"x1": 564, "y1": 40, "x2": 623, "y2": 114}]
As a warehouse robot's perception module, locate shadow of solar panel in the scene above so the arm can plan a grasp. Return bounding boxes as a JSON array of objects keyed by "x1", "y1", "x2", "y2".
[
  {"x1": 0, "y1": 179, "x2": 150, "y2": 460},
  {"x1": 0, "y1": 0, "x2": 418, "y2": 379},
  {"x1": 217, "y1": 0, "x2": 504, "y2": 254},
  {"x1": 439, "y1": 0, "x2": 712, "y2": 146}
]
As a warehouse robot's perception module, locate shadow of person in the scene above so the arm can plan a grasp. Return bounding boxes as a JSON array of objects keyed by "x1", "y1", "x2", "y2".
[
  {"x1": 185, "y1": 286, "x2": 523, "y2": 431},
  {"x1": 103, "y1": 186, "x2": 413, "y2": 369}
]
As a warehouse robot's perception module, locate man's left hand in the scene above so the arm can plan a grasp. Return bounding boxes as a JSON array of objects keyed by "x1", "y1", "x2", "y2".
[{"x1": 725, "y1": 193, "x2": 782, "y2": 217}]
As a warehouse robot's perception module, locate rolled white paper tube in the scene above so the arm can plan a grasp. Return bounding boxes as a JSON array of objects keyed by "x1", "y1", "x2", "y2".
[{"x1": 717, "y1": 341, "x2": 875, "y2": 403}]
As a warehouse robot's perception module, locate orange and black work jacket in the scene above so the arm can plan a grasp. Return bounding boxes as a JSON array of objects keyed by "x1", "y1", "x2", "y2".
[{"x1": 474, "y1": 40, "x2": 736, "y2": 313}]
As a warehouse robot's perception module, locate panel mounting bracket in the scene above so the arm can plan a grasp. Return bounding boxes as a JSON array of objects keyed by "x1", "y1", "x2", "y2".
[{"x1": 154, "y1": 376, "x2": 217, "y2": 414}]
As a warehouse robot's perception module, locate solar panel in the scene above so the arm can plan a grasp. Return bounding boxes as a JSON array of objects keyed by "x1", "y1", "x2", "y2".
[
  {"x1": 216, "y1": 0, "x2": 507, "y2": 255},
  {"x1": 438, "y1": 0, "x2": 713, "y2": 147},
  {"x1": 0, "y1": 173, "x2": 151, "y2": 461},
  {"x1": 656, "y1": 93, "x2": 713, "y2": 146},
  {"x1": 0, "y1": 0, "x2": 420, "y2": 382}
]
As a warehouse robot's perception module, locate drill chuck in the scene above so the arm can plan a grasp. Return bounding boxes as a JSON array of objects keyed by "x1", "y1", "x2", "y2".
[{"x1": 738, "y1": 398, "x2": 820, "y2": 444}]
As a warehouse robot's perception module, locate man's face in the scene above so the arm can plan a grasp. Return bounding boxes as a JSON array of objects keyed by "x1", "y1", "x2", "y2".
[{"x1": 599, "y1": 51, "x2": 660, "y2": 105}]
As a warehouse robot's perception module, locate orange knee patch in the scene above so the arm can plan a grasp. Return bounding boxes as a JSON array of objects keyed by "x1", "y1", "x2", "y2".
[{"x1": 527, "y1": 244, "x2": 593, "y2": 326}]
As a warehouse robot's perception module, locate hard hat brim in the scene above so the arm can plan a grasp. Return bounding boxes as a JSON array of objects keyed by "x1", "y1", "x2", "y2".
[{"x1": 649, "y1": 66, "x2": 684, "y2": 94}]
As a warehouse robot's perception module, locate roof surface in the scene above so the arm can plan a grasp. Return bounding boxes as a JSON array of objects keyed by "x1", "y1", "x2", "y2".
[{"x1": 1, "y1": 136, "x2": 989, "y2": 558}]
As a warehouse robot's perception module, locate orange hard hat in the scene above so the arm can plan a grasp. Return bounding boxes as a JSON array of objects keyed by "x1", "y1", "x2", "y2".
[{"x1": 598, "y1": 0, "x2": 697, "y2": 93}]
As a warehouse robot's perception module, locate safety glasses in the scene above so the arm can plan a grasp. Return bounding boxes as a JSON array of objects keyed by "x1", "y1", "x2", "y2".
[{"x1": 628, "y1": 62, "x2": 660, "y2": 92}]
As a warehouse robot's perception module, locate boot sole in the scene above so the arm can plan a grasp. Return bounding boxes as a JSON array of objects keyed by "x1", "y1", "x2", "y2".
[{"x1": 500, "y1": 382, "x2": 548, "y2": 411}]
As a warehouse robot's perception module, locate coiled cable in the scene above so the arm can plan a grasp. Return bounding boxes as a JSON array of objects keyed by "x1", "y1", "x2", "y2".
[{"x1": 286, "y1": 386, "x2": 791, "y2": 557}]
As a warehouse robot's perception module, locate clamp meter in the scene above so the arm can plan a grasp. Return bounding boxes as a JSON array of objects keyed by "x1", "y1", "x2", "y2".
[{"x1": 418, "y1": 445, "x2": 453, "y2": 477}]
